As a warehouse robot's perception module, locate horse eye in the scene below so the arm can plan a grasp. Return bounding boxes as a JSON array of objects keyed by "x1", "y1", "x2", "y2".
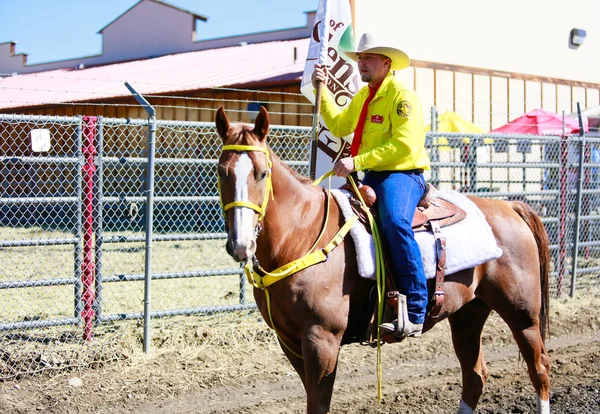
[{"x1": 257, "y1": 170, "x2": 268, "y2": 181}]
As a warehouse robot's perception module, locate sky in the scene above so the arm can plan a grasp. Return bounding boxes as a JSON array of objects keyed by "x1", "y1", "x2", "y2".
[{"x1": 0, "y1": 0, "x2": 319, "y2": 65}]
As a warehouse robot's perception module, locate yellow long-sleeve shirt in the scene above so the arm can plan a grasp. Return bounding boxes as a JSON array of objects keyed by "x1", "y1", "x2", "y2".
[{"x1": 320, "y1": 71, "x2": 430, "y2": 172}]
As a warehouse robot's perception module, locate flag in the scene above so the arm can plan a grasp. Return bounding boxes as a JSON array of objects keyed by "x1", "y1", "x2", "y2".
[{"x1": 301, "y1": 0, "x2": 363, "y2": 186}]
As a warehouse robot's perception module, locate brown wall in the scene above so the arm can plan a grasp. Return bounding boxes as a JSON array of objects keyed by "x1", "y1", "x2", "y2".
[{"x1": 3, "y1": 84, "x2": 312, "y2": 127}]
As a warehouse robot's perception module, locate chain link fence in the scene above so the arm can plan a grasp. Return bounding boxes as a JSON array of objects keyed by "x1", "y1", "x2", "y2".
[
  {"x1": 1, "y1": 111, "x2": 599, "y2": 379},
  {"x1": 427, "y1": 131, "x2": 600, "y2": 296},
  {"x1": 94, "y1": 117, "x2": 311, "y2": 324}
]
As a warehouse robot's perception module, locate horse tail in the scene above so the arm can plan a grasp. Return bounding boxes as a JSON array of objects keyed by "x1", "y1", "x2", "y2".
[{"x1": 511, "y1": 201, "x2": 551, "y2": 342}]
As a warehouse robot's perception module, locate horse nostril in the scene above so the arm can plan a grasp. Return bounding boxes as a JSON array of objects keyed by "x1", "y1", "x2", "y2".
[
  {"x1": 226, "y1": 238, "x2": 251, "y2": 262},
  {"x1": 233, "y1": 246, "x2": 249, "y2": 261},
  {"x1": 225, "y1": 239, "x2": 234, "y2": 257}
]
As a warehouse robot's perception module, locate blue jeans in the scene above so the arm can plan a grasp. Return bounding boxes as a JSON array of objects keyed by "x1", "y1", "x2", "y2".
[{"x1": 363, "y1": 170, "x2": 428, "y2": 324}]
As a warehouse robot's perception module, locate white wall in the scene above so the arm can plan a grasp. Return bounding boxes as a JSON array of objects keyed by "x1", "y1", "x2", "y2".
[
  {"x1": 355, "y1": 0, "x2": 599, "y2": 84},
  {"x1": 101, "y1": 0, "x2": 195, "y2": 62},
  {"x1": 0, "y1": 43, "x2": 25, "y2": 73}
]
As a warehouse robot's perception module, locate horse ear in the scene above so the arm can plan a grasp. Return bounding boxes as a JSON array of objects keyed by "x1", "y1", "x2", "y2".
[
  {"x1": 215, "y1": 106, "x2": 230, "y2": 141},
  {"x1": 253, "y1": 106, "x2": 270, "y2": 142}
]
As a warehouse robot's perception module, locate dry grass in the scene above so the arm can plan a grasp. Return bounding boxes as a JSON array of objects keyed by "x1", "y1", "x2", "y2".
[
  {"x1": 0, "y1": 310, "x2": 290, "y2": 411},
  {"x1": 2, "y1": 289, "x2": 599, "y2": 382},
  {"x1": 0, "y1": 310, "x2": 281, "y2": 382}
]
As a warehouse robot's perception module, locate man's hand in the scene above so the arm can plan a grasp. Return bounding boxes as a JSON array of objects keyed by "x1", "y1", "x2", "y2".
[
  {"x1": 333, "y1": 157, "x2": 355, "y2": 178},
  {"x1": 311, "y1": 64, "x2": 328, "y2": 89}
]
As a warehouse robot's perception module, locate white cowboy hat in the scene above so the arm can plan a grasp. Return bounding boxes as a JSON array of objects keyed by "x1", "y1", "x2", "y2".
[{"x1": 344, "y1": 32, "x2": 410, "y2": 71}]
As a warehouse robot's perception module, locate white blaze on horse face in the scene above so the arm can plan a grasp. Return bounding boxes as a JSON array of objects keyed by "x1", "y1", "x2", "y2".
[{"x1": 231, "y1": 153, "x2": 257, "y2": 259}]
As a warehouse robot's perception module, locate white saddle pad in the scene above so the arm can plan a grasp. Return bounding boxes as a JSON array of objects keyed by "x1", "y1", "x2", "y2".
[{"x1": 331, "y1": 189, "x2": 503, "y2": 280}]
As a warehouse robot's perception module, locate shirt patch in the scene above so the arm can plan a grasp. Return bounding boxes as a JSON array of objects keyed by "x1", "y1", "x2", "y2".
[
  {"x1": 397, "y1": 100, "x2": 412, "y2": 118},
  {"x1": 371, "y1": 114, "x2": 383, "y2": 124}
]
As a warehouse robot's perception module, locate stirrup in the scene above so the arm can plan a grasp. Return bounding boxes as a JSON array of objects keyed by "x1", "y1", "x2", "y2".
[
  {"x1": 379, "y1": 320, "x2": 423, "y2": 339},
  {"x1": 379, "y1": 293, "x2": 423, "y2": 340}
]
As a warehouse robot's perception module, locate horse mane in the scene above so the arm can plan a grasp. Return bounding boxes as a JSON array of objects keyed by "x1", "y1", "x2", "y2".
[
  {"x1": 227, "y1": 124, "x2": 314, "y2": 186},
  {"x1": 270, "y1": 150, "x2": 314, "y2": 185}
]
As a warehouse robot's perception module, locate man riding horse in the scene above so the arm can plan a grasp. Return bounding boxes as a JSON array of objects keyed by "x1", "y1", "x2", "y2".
[{"x1": 311, "y1": 32, "x2": 430, "y2": 340}]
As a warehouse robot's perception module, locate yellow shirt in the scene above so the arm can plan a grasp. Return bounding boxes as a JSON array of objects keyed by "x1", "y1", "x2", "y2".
[{"x1": 320, "y1": 72, "x2": 430, "y2": 172}]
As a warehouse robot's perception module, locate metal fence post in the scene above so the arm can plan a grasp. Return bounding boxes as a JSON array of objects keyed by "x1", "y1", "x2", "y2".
[
  {"x1": 81, "y1": 116, "x2": 98, "y2": 340},
  {"x1": 125, "y1": 82, "x2": 157, "y2": 354},
  {"x1": 93, "y1": 117, "x2": 104, "y2": 321},
  {"x1": 468, "y1": 138, "x2": 478, "y2": 192},
  {"x1": 557, "y1": 113, "x2": 568, "y2": 296},
  {"x1": 430, "y1": 106, "x2": 439, "y2": 187},
  {"x1": 74, "y1": 117, "x2": 84, "y2": 321},
  {"x1": 570, "y1": 103, "x2": 586, "y2": 297}
]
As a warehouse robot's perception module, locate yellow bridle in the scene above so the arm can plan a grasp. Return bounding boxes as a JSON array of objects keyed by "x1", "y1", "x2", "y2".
[{"x1": 218, "y1": 144, "x2": 274, "y2": 223}]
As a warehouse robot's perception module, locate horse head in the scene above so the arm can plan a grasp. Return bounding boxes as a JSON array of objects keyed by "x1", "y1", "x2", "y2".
[{"x1": 215, "y1": 106, "x2": 272, "y2": 262}]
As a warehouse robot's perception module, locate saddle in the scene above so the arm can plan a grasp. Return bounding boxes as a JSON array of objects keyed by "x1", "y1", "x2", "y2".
[
  {"x1": 342, "y1": 182, "x2": 466, "y2": 233},
  {"x1": 413, "y1": 184, "x2": 467, "y2": 231},
  {"x1": 342, "y1": 180, "x2": 467, "y2": 343}
]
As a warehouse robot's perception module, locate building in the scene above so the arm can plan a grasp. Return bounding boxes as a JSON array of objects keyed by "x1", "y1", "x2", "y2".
[{"x1": 358, "y1": 0, "x2": 600, "y2": 130}]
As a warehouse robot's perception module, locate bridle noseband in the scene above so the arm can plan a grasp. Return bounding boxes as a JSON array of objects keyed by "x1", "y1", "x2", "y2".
[{"x1": 218, "y1": 144, "x2": 273, "y2": 226}]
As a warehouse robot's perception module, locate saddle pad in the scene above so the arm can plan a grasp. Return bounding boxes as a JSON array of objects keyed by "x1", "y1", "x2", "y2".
[
  {"x1": 331, "y1": 189, "x2": 377, "y2": 279},
  {"x1": 415, "y1": 190, "x2": 503, "y2": 279},
  {"x1": 331, "y1": 189, "x2": 503, "y2": 280}
]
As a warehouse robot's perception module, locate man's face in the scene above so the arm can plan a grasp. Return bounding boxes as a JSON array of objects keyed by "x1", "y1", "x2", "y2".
[{"x1": 356, "y1": 53, "x2": 390, "y2": 85}]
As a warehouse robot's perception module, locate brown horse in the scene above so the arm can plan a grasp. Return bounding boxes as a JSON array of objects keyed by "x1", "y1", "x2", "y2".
[{"x1": 215, "y1": 106, "x2": 551, "y2": 414}]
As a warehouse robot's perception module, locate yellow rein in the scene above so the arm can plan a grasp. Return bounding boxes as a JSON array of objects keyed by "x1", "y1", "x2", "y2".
[{"x1": 315, "y1": 171, "x2": 386, "y2": 401}]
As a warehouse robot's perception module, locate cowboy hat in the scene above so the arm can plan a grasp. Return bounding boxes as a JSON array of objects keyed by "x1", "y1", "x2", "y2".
[{"x1": 344, "y1": 32, "x2": 410, "y2": 71}]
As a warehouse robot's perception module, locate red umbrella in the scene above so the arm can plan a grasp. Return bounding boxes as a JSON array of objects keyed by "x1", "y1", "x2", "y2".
[{"x1": 492, "y1": 108, "x2": 589, "y2": 135}]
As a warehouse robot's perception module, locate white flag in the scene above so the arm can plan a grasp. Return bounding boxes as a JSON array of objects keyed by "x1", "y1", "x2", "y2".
[{"x1": 301, "y1": 0, "x2": 363, "y2": 186}]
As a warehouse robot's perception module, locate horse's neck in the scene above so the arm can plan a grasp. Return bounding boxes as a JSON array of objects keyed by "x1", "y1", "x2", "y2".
[{"x1": 256, "y1": 160, "x2": 325, "y2": 267}]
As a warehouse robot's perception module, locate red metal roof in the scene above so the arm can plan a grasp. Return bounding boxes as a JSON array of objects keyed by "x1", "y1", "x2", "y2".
[{"x1": 0, "y1": 38, "x2": 309, "y2": 110}]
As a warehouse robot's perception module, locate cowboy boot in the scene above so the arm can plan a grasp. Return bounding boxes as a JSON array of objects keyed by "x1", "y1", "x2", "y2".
[{"x1": 379, "y1": 293, "x2": 423, "y2": 340}]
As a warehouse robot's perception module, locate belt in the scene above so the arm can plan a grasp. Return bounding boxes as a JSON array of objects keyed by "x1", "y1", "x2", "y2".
[{"x1": 364, "y1": 168, "x2": 424, "y2": 174}]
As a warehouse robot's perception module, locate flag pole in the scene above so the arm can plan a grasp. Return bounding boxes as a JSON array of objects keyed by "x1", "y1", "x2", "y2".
[
  {"x1": 303, "y1": 0, "x2": 356, "y2": 184},
  {"x1": 308, "y1": 0, "x2": 331, "y2": 180},
  {"x1": 309, "y1": 81, "x2": 323, "y2": 180},
  {"x1": 349, "y1": 0, "x2": 356, "y2": 38}
]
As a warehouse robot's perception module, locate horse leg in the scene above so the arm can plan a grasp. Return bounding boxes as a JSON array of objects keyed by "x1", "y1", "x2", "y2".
[
  {"x1": 301, "y1": 325, "x2": 342, "y2": 414},
  {"x1": 480, "y1": 275, "x2": 550, "y2": 412},
  {"x1": 448, "y1": 298, "x2": 492, "y2": 413},
  {"x1": 501, "y1": 313, "x2": 551, "y2": 414},
  {"x1": 277, "y1": 332, "x2": 337, "y2": 414},
  {"x1": 280, "y1": 344, "x2": 307, "y2": 388}
]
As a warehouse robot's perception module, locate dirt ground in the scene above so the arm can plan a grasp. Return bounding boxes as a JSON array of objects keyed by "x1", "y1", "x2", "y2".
[{"x1": 1, "y1": 294, "x2": 599, "y2": 414}]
